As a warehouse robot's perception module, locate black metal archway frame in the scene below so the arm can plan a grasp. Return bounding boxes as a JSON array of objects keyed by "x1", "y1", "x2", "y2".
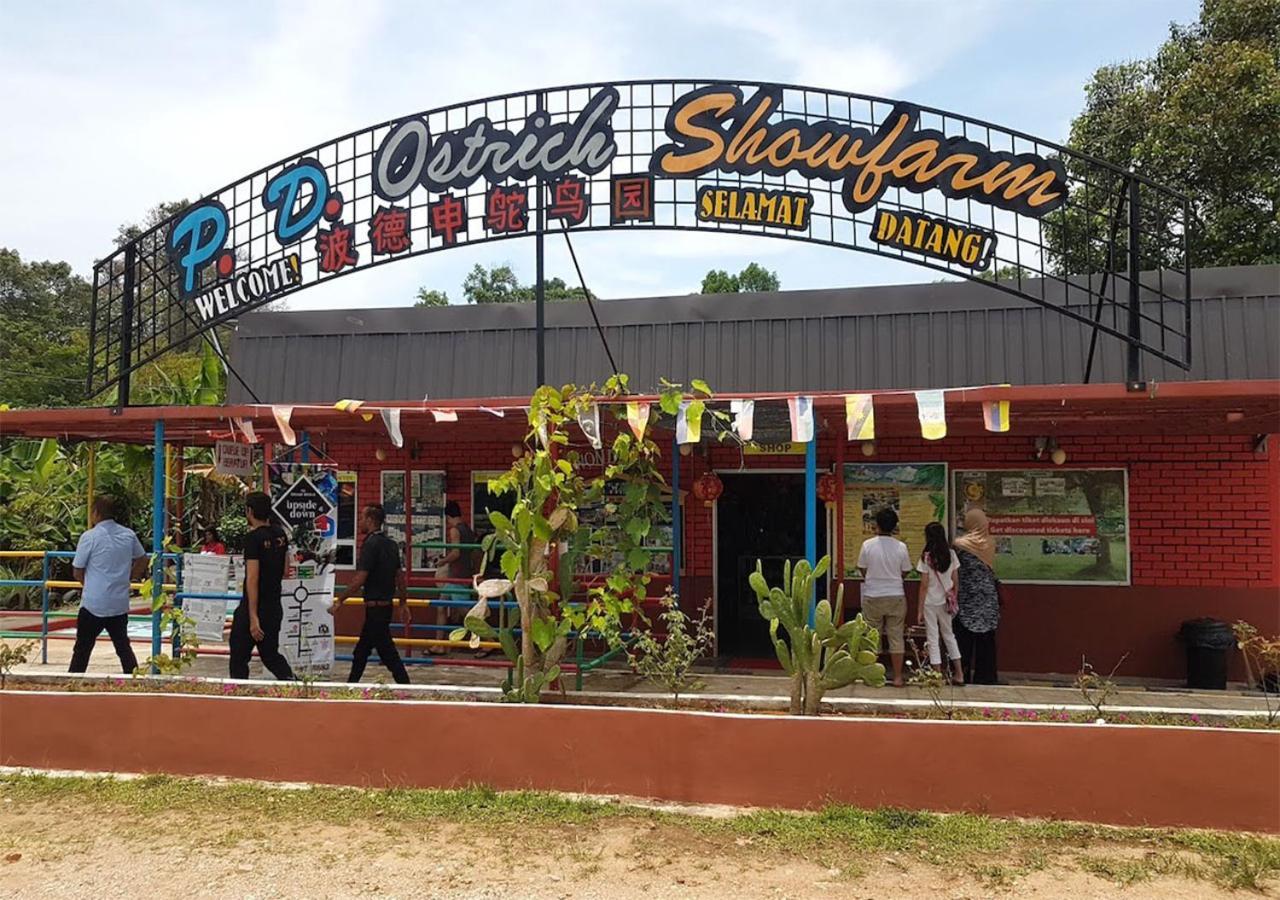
[{"x1": 89, "y1": 79, "x2": 1192, "y2": 404}]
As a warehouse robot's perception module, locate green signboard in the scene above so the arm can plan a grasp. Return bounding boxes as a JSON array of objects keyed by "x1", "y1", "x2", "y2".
[{"x1": 953, "y1": 468, "x2": 1130, "y2": 585}]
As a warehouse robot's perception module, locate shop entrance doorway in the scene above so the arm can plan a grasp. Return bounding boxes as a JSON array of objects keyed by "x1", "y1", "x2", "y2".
[{"x1": 715, "y1": 471, "x2": 826, "y2": 660}]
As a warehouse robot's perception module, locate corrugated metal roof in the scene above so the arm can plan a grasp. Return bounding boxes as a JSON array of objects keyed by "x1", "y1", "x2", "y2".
[{"x1": 229, "y1": 265, "x2": 1279, "y2": 403}]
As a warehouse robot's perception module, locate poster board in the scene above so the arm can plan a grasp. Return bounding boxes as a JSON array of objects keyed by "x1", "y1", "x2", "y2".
[
  {"x1": 842, "y1": 463, "x2": 948, "y2": 578},
  {"x1": 574, "y1": 480, "x2": 680, "y2": 577},
  {"x1": 184, "y1": 599, "x2": 229, "y2": 643},
  {"x1": 953, "y1": 468, "x2": 1130, "y2": 584},
  {"x1": 279, "y1": 569, "x2": 336, "y2": 672},
  {"x1": 268, "y1": 463, "x2": 340, "y2": 565},
  {"x1": 181, "y1": 553, "x2": 232, "y2": 595}
]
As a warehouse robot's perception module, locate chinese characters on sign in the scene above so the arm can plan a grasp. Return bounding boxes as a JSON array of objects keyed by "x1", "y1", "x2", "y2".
[{"x1": 611, "y1": 176, "x2": 653, "y2": 223}]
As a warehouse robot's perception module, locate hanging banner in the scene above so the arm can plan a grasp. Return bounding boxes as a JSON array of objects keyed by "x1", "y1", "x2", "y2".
[
  {"x1": 954, "y1": 468, "x2": 1129, "y2": 584},
  {"x1": 380, "y1": 408, "x2": 404, "y2": 448},
  {"x1": 181, "y1": 553, "x2": 232, "y2": 594},
  {"x1": 676, "y1": 400, "x2": 702, "y2": 444},
  {"x1": 845, "y1": 394, "x2": 875, "y2": 441},
  {"x1": 279, "y1": 568, "x2": 335, "y2": 672},
  {"x1": 271, "y1": 406, "x2": 297, "y2": 445},
  {"x1": 915, "y1": 390, "x2": 947, "y2": 440},
  {"x1": 842, "y1": 463, "x2": 948, "y2": 579},
  {"x1": 268, "y1": 463, "x2": 340, "y2": 566},
  {"x1": 626, "y1": 401, "x2": 650, "y2": 441},
  {"x1": 788, "y1": 396, "x2": 814, "y2": 443},
  {"x1": 214, "y1": 440, "x2": 254, "y2": 478},
  {"x1": 983, "y1": 400, "x2": 1011, "y2": 433},
  {"x1": 577, "y1": 403, "x2": 602, "y2": 449},
  {"x1": 731, "y1": 399, "x2": 755, "y2": 442}
]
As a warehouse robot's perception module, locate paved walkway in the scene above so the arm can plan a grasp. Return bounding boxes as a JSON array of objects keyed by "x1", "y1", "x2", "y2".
[{"x1": 6, "y1": 634, "x2": 1274, "y2": 718}]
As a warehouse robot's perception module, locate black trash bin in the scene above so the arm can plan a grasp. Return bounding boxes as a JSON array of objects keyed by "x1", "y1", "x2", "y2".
[{"x1": 1178, "y1": 618, "x2": 1235, "y2": 690}]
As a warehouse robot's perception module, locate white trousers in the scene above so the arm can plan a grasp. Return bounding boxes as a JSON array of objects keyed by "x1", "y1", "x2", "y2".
[{"x1": 923, "y1": 604, "x2": 961, "y2": 665}]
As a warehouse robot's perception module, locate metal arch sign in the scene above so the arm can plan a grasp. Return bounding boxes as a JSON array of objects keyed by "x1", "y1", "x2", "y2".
[{"x1": 89, "y1": 79, "x2": 1192, "y2": 398}]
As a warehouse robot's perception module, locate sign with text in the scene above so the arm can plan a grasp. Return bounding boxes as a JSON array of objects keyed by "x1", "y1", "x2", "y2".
[
  {"x1": 954, "y1": 468, "x2": 1129, "y2": 585},
  {"x1": 843, "y1": 463, "x2": 948, "y2": 578},
  {"x1": 214, "y1": 441, "x2": 254, "y2": 478},
  {"x1": 89, "y1": 80, "x2": 1193, "y2": 399},
  {"x1": 268, "y1": 463, "x2": 339, "y2": 566},
  {"x1": 279, "y1": 571, "x2": 335, "y2": 672},
  {"x1": 184, "y1": 598, "x2": 229, "y2": 644}
]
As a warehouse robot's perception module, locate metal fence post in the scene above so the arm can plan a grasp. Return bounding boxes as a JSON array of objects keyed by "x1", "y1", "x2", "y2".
[
  {"x1": 150, "y1": 418, "x2": 166, "y2": 671},
  {"x1": 40, "y1": 552, "x2": 50, "y2": 664},
  {"x1": 805, "y1": 434, "x2": 817, "y2": 624}
]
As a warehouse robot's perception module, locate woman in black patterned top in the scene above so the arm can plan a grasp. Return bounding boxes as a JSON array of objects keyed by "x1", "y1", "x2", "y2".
[{"x1": 953, "y1": 507, "x2": 1000, "y2": 684}]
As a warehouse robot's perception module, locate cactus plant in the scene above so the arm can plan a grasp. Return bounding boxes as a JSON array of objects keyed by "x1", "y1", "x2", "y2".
[{"x1": 749, "y1": 555, "x2": 886, "y2": 715}]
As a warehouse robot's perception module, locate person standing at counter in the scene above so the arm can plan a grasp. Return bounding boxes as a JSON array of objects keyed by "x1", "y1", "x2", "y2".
[{"x1": 953, "y1": 507, "x2": 1000, "y2": 684}]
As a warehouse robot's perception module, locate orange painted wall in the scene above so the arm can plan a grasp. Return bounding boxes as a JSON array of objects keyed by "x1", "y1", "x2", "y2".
[{"x1": 2, "y1": 692, "x2": 1276, "y2": 833}]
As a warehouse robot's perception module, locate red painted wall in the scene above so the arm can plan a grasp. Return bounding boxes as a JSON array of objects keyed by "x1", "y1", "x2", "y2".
[{"x1": 322, "y1": 430, "x2": 1280, "y2": 681}]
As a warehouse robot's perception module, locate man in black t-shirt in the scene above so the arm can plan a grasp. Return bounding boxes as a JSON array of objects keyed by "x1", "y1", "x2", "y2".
[
  {"x1": 229, "y1": 492, "x2": 296, "y2": 680},
  {"x1": 331, "y1": 504, "x2": 410, "y2": 684}
]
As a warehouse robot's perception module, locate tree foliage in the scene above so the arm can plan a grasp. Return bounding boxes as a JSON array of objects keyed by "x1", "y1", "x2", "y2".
[
  {"x1": 699, "y1": 262, "x2": 781, "y2": 294},
  {"x1": 1047, "y1": 0, "x2": 1280, "y2": 272},
  {"x1": 414, "y1": 288, "x2": 450, "y2": 307},
  {"x1": 0, "y1": 249, "x2": 93, "y2": 408}
]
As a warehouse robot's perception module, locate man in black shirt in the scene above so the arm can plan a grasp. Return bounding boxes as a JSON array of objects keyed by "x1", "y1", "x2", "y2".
[
  {"x1": 331, "y1": 504, "x2": 411, "y2": 684},
  {"x1": 228, "y1": 492, "x2": 296, "y2": 681}
]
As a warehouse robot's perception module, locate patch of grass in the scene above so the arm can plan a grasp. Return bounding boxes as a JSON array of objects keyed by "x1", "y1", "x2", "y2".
[{"x1": 1, "y1": 773, "x2": 1277, "y2": 891}]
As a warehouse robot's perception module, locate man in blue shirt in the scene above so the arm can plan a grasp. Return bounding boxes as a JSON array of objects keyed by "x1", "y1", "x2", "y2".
[{"x1": 70, "y1": 496, "x2": 148, "y2": 673}]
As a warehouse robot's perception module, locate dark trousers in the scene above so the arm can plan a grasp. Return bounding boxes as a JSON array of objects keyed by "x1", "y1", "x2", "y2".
[
  {"x1": 954, "y1": 620, "x2": 999, "y2": 685},
  {"x1": 348, "y1": 605, "x2": 410, "y2": 684},
  {"x1": 228, "y1": 601, "x2": 295, "y2": 680},
  {"x1": 68, "y1": 608, "x2": 138, "y2": 674}
]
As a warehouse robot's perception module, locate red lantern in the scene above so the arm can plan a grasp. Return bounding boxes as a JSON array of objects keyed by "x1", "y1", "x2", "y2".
[
  {"x1": 691, "y1": 470, "x2": 724, "y2": 507},
  {"x1": 817, "y1": 472, "x2": 840, "y2": 505}
]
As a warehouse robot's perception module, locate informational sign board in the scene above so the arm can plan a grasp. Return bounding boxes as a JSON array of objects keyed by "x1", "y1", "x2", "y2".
[
  {"x1": 184, "y1": 598, "x2": 229, "y2": 643},
  {"x1": 279, "y1": 569, "x2": 336, "y2": 672},
  {"x1": 953, "y1": 468, "x2": 1130, "y2": 584},
  {"x1": 181, "y1": 553, "x2": 232, "y2": 595},
  {"x1": 213, "y1": 441, "x2": 254, "y2": 478},
  {"x1": 268, "y1": 463, "x2": 339, "y2": 565},
  {"x1": 842, "y1": 463, "x2": 948, "y2": 578}
]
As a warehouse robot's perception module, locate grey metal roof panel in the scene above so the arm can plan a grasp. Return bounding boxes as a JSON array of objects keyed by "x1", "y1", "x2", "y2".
[{"x1": 228, "y1": 265, "x2": 1280, "y2": 403}]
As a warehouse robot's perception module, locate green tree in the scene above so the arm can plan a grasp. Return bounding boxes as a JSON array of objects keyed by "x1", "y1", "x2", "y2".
[
  {"x1": 1047, "y1": 0, "x2": 1280, "y2": 272},
  {"x1": 700, "y1": 269, "x2": 739, "y2": 293},
  {"x1": 737, "y1": 261, "x2": 781, "y2": 292},
  {"x1": 455, "y1": 263, "x2": 587, "y2": 304},
  {"x1": 699, "y1": 262, "x2": 781, "y2": 294},
  {"x1": 414, "y1": 288, "x2": 450, "y2": 307},
  {"x1": 0, "y1": 249, "x2": 92, "y2": 408}
]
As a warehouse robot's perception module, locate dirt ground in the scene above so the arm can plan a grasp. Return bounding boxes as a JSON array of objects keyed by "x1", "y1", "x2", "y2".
[{"x1": 0, "y1": 799, "x2": 1261, "y2": 900}]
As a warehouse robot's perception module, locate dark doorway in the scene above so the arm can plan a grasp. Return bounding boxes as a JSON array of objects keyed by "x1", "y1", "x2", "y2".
[{"x1": 716, "y1": 472, "x2": 827, "y2": 659}]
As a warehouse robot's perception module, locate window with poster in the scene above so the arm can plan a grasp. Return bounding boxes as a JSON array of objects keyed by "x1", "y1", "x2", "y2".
[
  {"x1": 334, "y1": 471, "x2": 358, "y2": 568},
  {"x1": 573, "y1": 481, "x2": 683, "y2": 577},
  {"x1": 380, "y1": 470, "x2": 447, "y2": 572}
]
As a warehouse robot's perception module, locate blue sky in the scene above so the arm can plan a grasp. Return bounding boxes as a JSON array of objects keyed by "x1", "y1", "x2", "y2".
[{"x1": 0, "y1": 0, "x2": 1198, "y2": 308}]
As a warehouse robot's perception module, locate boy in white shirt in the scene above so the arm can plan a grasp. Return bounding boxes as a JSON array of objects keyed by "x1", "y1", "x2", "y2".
[{"x1": 857, "y1": 506, "x2": 913, "y2": 686}]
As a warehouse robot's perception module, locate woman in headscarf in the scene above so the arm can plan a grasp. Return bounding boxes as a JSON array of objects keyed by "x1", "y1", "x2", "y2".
[{"x1": 953, "y1": 507, "x2": 1000, "y2": 684}]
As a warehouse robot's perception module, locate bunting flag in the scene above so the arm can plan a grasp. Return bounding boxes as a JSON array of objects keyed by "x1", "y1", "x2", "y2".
[
  {"x1": 626, "y1": 401, "x2": 650, "y2": 441},
  {"x1": 788, "y1": 396, "x2": 814, "y2": 443},
  {"x1": 333, "y1": 399, "x2": 364, "y2": 413},
  {"x1": 916, "y1": 390, "x2": 947, "y2": 440},
  {"x1": 534, "y1": 418, "x2": 549, "y2": 449},
  {"x1": 577, "y1": 403, "x2": 602, "y2": 449},
  {"x1": 730, "y1": 399, "x2": 755, "y2": 442},
  {"x1": 478, "y1": 407, "x2": 506, "y2": 418},
  {"x1": 380, "y1": 408, "x2": 404, "y2": 448},
  {"x1": 982, "y1": 400, "x2": 1011, "y2": 433},
  {"x1": 235, "y1": 418, "x2": 258, "y2": 444},
  {"x1": 431, "y1": 409, "x2": 458, "y2": 423},
  {"x1": 676, "y1": 400, "x2": 702, "y2": 444},
  {"x1": 361, "y1": 412, "x2": 375, "y2": 422},
  {"x1": 271, "y1": 406, "x2": 296, "y2": 446},
  {"x1": 845, "y1": 394, "x2": 875, "y2": 441}
]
